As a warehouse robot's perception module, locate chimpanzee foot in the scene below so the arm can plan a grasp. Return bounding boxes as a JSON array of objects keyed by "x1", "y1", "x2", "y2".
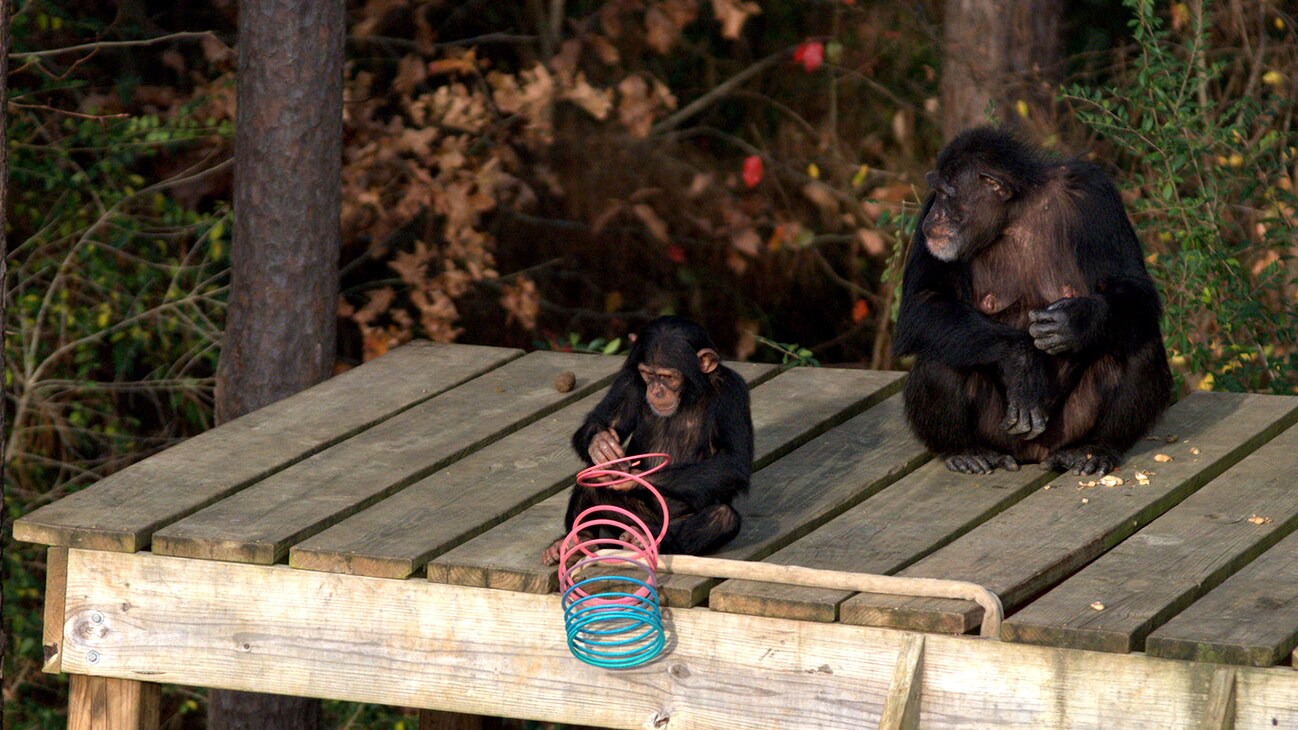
[
  {"x1": 541, "y1": 535, "x2": 566, "y2": 565},
  {"x1": 944, "y1": 451, "x2": 1020, "y2": 474},
  {"x1": 1041, "y1": 445, "x2": 1120, "y2": 476}
]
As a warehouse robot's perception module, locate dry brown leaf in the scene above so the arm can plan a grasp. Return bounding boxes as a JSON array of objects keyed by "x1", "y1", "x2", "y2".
[
  {"x1": 500, "y1": 276, "x2": 541, "y2": 331},
  {"x1": 710, "y1": 0, "x2": 760, "y2": 39},
  {"x1": 645, "y1": 6, "x2": 679, "y2": 53},
  {"x1": 857, "y1": 229, "x2": 886, "y2": 257},
  {"x1": 802, "y1": 181, "x2": 840, "y2": 224},
  {"x1": 632, "y1": 203, "x2": 671, "y2": 243},
  {"x1": 1100, "y1": 475, "x2": 1124, "y2": 487},
  {"x1": 1154, "y1": 453, "x2": 1173, "y2": 463},
  {"x1": 561, "y1": 73, "x2": 614, "y2": 120},
  {"x1": 589, "y1": 35, "x2": 621, "y2": 65}
]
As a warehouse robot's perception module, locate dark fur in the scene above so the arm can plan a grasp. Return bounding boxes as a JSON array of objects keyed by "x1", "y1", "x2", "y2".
[
  {"x1": 567, "y1": 316, "x2": 754, "y2": 553},
  {"x1": 895, "y1": 126, "x2": 1172, "y2": 475}
]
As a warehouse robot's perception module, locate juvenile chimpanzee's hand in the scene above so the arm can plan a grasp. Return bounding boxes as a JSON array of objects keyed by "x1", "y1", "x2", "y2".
[
  {"x1": 587, "y1": 428, "x2": 624, "y2": 464},
  {"x1": 1000, "y1": 346, "x2": 1051, "y2": 440},
  {"x1": 1028, "y1": 297, "x2": 1106, "y2": 355}
]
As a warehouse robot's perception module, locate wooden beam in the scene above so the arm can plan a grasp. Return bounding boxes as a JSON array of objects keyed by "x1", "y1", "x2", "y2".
[
  {"x1": 1145, "y1": 528, "x2": 1298, "y2": 666},
  {"x1": 68, "y1": 675, "x2": 160, "y2": 730},
  {"x1": 14, "y1": 342, "x2": 520, "y2": 552},
  {"x1": 425, "y1": 367, "x2": 890, "y2": 596},
  {"x1": 840, "y1": 392, "x2": 1298, "y2": 634},
  {"x1": 43, "y1": 547, "x2": 68, "y2": 673},
  {"x1": 1200, "y1": 667, "x2": 1237, "y2": 730},
  {"x1": 152, "y1": 351, "x2": 620, "y2": 564},
  {"x1": 59, "y1": 549, "x2": 1298, "y2": 730},
  {"x1": 710, "y1": 460, "x2": 1051, "y2": 623},
  {"x1": 878, "y1": 634, "x2": 924, "y2": 730},
  {"x1": 1004, "y1": 423, "x2": 1298, "y2": 655}
]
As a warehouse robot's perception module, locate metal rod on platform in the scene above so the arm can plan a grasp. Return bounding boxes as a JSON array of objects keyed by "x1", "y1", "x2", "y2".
[{"x1": 648, "y1": 554, "x2": 1005, "y2": 639}]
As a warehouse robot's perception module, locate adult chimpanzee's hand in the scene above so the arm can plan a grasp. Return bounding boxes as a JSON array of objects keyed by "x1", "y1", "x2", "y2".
[
  {"x1": 587, "y1": 428, "x2": 624, "y2": 465},
  {"x1": 1000, "y1": 345, "x2": 1051, "y2": 440},
  {"x1": 1028, "y1": 296, "x2": 1106, "y2": 355}
]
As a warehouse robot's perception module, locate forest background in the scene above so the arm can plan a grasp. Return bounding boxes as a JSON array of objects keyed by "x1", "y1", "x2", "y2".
[{"x1": 3, "y1": 0, "x2": 1296, "y2": 726}]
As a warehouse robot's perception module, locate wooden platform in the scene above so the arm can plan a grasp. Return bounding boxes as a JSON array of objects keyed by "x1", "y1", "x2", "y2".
[{"x1": 17, "y1": 342, "x2": 1298, "y2": 729}]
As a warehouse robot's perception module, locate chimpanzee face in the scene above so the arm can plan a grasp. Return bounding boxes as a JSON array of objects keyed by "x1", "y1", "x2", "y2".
[
  {"x1": 921, "y1": 167, "x2": 1013, "y2": 262},
  {"x1": 639, "y1": 363, "x2": 686, "y2": 417}
]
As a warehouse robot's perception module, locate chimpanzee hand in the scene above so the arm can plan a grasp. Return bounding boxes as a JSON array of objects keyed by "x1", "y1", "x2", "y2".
[
  {"x1": 1000, "y1": 345, "x2": 1051, "y2": 440},
  {"x1": 587, "y1": 428, "x2": 624, "y2": 464},
  {"x1": 1028, "y1": 296, "x2": 1106, "y2": 355}
]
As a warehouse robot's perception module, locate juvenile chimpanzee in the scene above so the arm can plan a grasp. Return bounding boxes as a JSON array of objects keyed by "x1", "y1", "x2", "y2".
[
  {"x1": 895, "y1": 126, "x2": 1172, "y2": 476},
  {"x1": 541, "y1": 316, "x2": 753, "y2": 565}
]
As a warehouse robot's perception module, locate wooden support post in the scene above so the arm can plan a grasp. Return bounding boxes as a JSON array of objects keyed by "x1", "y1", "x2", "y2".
[
  {"x1": 1200, "y1": 667, "x2": 1237, "y2": 730},
  {"x1": 878, "y1": 633, "x2": 925, "y2": 730},
  {"x1": 43, "y1": 547, "x2": 68, "y2": 673},
  {"x1": 68, "y1": 675, "x2": 160, "y2": 730}
]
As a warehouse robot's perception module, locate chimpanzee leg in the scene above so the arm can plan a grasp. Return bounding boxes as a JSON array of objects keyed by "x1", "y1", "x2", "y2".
[
  {"x1": 1043, "y1": 344, "x2": 1172, "y2": 476},
  {"x1": 904, "y1": 358, "x2": 1019, "y2": 474},
  {"x1": 658, "y1": 503, "x2": 741, "y2": 555}
]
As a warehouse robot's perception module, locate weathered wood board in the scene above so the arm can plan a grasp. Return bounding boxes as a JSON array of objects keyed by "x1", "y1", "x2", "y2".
[
  {"x1": 151, "y1": 352, "x2": 620, "y2": 564},
  {"x1": 43, "y1": 547, "x2": 68, "y2": 673},
  {"x1": 658, "y1": 394, "x2": 931, "y2": 607},
  {"x1": 287, "y1": 363, "x2": 789, "y2": 578},
  {"x1": 838, "y1": 392, "x2": 1298, "y2": 635},
  {"x1": 12, "y1": 342, "x2": 520, "y2": 552},
  {"x1": 58, "y1": 549, "x2": 1298, "y2": 730},
  {"x1": 710, "y1": 460, "x2": 1055, "y2": 622},
  {"x1": 426, "y1": 369, "x2": 904, "y2": 594},
  {"x1": 1002, "y1": 423, "x2": 1298, "y2": 654},
  {"x1": 1145, "y1": 528, "x2": 1298, "y2": 667},
  {"x1": 68, "y1": 675, "x2": 160, "y2": 730}
]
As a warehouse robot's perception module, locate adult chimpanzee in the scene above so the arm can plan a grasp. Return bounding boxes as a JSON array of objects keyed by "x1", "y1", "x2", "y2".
[
  {"x1": 895, "y1": 126, "x2": 1172, "y2": 476},
  {"x1": 541, "y1": 316, "x2": 753, "y2": 565}
]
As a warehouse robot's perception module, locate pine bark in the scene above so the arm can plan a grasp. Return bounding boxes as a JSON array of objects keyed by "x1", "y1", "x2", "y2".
[{"x1": 209, "y1": 0, "x2": 344, "y2": 727}]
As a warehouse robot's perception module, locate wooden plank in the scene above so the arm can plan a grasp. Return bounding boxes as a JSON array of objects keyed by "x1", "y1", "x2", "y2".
[
  {"x1": 68, "y1": 675, "x2": 160, "y2": 730},
  {"x1": 291, "y1": 366, "x2": 892, "y2": 578},
  {"x1": 60, "y1": 549, "x2": 1298, "y2": 730},
  {"x1": 43, "y1": 546, "x2": 68, "y2": 673},
  {"x1": 1003, "y1": 423, "x2": 1298, "y2": 654},
  {"x1": 657, "y1": 394, "x2": 930, "y2": 607},
  {"x1": 151, "y1": 352, "x2": 621, "y2": 564},
  {"x1": 838, "y1": 392, "x2": 1298, "y2": 635},
  {"x1": 710, "y1": 460, "x2": 1053, "y2": 622},
  {"x1": 1201, "y1": 668, "x2": 1238, "y2": 730},
  {"x1": 1145, "y1": 528, "x2": 1298, "y2": 667},
  {"x1": 13, "y1": 342, "x2": 520, "y2": 552},
  {"x1": 426, "y1": 369, "x2": 903, "y2": 595},
  {"x1": 878, "y1": 633, "x2": 924, "y2": 730}
]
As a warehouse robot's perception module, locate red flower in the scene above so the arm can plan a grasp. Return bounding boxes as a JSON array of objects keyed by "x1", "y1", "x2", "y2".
[
  {"x1": 742, "y1": 155, "x2": 764, "y2": 188},
  {"x1": 793, "y1": 41, "x2": 825, "y2": 72},
  {"x1": 667, "y1": 244, "x2": 687, "y2": 264}
]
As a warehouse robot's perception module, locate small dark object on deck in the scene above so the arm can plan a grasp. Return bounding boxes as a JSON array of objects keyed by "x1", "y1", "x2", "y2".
[{"x1": 555, "y1": 370, "x2": 576, "y2": 393}]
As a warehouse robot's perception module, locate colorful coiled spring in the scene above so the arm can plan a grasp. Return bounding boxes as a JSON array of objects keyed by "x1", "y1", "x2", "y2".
[{"x1": 558, "y1": 453, "x2": 671, "y2": 668}]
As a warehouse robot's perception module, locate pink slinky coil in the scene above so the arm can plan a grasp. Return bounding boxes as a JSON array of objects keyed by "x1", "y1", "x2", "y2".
[{"x1": 558, "y1": 453, "x2": 671, "y2": 668}]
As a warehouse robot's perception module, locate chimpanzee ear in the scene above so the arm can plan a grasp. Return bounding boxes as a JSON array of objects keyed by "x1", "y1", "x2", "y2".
[
  {"x1": 979, "y1": 172, "x2": 1013, "y2": 201},
  {"x1": 628, "y1": 333, "x2": 638, "y2": 344},
  {"x1": 696, "y1": 348, "x2": 720, "y2": 374}
]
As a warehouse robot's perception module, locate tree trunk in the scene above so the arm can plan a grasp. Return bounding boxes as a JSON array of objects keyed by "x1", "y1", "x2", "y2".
[
  {"x1": 209, "y1": 0, "x2": 344, "y2": 726},
  {"x1": 940, "y1": 0, "x2": 1062, "y2": 139},
  {"x1": 0, "y1": 0, "x2": 10, "y2": 660}
]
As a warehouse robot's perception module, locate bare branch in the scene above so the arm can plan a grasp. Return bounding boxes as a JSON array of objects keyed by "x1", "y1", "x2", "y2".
[{"x1": 8, "y1": 30, "x2": 219, "y2": 60}]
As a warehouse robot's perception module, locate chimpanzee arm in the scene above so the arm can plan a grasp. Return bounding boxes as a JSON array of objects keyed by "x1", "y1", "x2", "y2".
[
  {"x1": 645, "y1": 368, "x2": 753, "y2": 512},
  {"x1": 571, "y1": 369, "x2": 641, "y2": 466},
  {"x1": 1029, "y1": 166, "x2": 1164, "y2": 358},
  {"x1": 894, "y1": 196, "x2": 1039, "y2": 367}
]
